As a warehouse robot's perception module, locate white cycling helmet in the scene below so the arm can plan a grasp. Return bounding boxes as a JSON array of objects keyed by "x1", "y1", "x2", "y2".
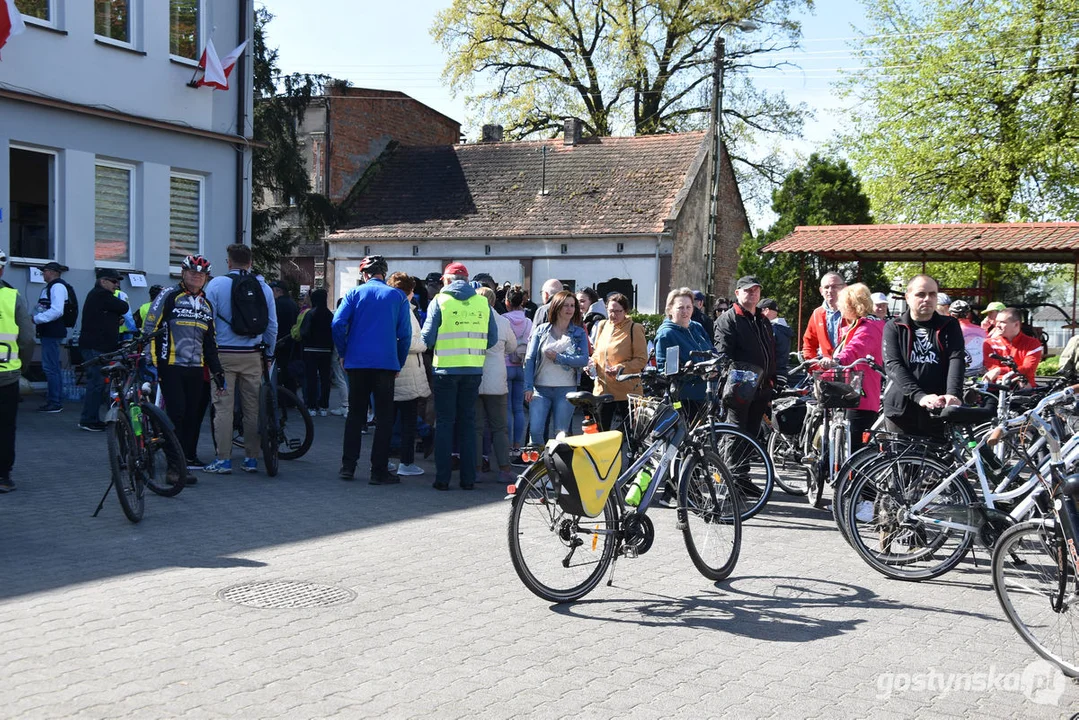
[{"x1": 0, "y1": 249, "x2": 6, "y2": 267}]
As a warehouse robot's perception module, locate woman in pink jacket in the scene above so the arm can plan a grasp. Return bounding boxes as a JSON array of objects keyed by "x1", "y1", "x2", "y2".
[{"x1": 822, "y1": 283, "x2": 884, "y2": 451}]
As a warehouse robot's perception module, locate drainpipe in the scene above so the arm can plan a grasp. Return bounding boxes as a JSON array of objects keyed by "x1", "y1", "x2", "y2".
[
  {"x1": 654, "y1": 235, "x2": 661, "y2": 314},
  {"x1": 235, "y1": 0, "x2": 249, "y2": 245}
]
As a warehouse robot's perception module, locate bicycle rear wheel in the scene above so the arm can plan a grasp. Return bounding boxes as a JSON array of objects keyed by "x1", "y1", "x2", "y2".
[
  {"x1": 108, "y1": 413, "x2": 144, "y2": 523},
  {"x1": 703, "y1": 424, "x2": 773, "y2": 521},
  {"x1": 140, "y1": 402, "x2": 186, "y2": 497},
  {"x1": 993, "y1": 519, "x2": 1079, "y2": 677},
  {"x1": 767, "y1": 430, "x2": 808, "y2": 496},
  {"x1": 276, "y1": 387, "x2": 314, "y2": 460},
  {"x1": 507, "y1": 462, "x2": 618, "y2": 602},
  {"x1": 259, "y1": 383, "x2": 280, "y2": 477},
  {"x1": 678, "y1": 450, "x2": 741, "y2": 581}
]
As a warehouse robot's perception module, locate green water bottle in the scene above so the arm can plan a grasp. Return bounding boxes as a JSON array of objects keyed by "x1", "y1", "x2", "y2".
[
  {"x1": 129, "y1": 404, "x2": 143, "y2": 437},
  {"x1": 626, "y1": 467, "x2": 654, "y2": 507}
]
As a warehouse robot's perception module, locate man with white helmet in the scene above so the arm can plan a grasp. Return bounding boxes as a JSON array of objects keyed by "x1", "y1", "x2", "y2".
[
  {"x1": 871, "y1": 292, "x2": 890, "y2": 320},
  {"x1": 936, "y1": 292, "x2": 952, "y2": 316},
  {"x1": 0, "y1": 250, "x2": 37, "y2": 492}
]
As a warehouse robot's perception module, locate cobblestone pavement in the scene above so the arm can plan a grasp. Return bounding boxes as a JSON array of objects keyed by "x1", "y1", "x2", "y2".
[{"x1": 2, "y1": 396, "x2": 1078, "y2": 718}]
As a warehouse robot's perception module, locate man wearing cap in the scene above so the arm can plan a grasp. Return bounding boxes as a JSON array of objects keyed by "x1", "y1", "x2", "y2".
[
  {"x1": 421, "y1": 262, "x2": 499, "y2": 490},
  {"x1": 32, "y1": 261, "x2": 73, "y2": 413},
  {"x1": 982, "y1": 301, "x2": 1006, "y2": 335},
  {"x1": 759, "y1": 298, "x2": 791, "y2": 381},
  {"x1": 802, "y1": 272, "x2": 846, "y2": 362},
  {"x1": 78, "y1": 269, "x2": 130, "y2": 431},
  {"x1": 871, "y1": 292, "x2": 890, "y2": 320},
  {"x1": 936, "y1": 292, "x2": 952, "y2": 317},
  {"x1": 950, "y1": 300, "x2": 986, "y2": 376},
  {"x1": 332, "y1": 255, "x2": 413, "y2": 484},
  {"x1": 0, "y1": 250, "x2": 36, "y2": 492},
  {"x1": 691, "y1": 290, "x2": 714, "y2": 345}
]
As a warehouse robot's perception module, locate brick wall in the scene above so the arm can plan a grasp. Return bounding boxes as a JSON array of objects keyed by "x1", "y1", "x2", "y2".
[
  {"x1": 714, "y1": 145, "x2": 750, "y2": 299},
  {"x1": 327, "y1": 86, "x2": 461, "y2": 202}
]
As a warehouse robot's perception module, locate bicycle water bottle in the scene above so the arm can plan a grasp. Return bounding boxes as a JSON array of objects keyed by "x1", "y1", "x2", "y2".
[
  {"x1": 626, "y1": 467, "x2": 653, "y2": 507},
  {"x1": 969, "y1": 439, "x2": 1004, "y2": 475},
  {"x1": 129, "y1": 404, "x2": 143, "y2": 437}
]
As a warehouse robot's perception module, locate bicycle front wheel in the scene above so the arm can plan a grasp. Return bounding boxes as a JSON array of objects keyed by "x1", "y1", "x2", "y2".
[
  {"x1": 140, "y1": 402, "x2": 186, "y2": 497},
  {"x1": 679, "y1": 450, "x2": 742, "y2": 581},
  {"x1": 108, "y1": 413, "x2": 144, "y2": 523},
  {"x1": 276, "y1": 387, "x2": 314, "y2": 460},
  {"x1": 701, "y1": 424, "x2": 773, "y2": 521},
  {"x1": 993, "y1": 519, "x2": 1079, "y2": 677},
  {"x1": 507, "y1": 462, "x2": 618, "y2": 603},
  {"x1": 259, "y1": 383, "x2": 280, "y2": 477}
]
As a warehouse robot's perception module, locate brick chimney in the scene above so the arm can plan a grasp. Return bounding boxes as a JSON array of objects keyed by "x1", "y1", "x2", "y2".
[
  {"x1": 563, "y1": 117, "x2": 583, "y2": 145},
  {"x1": 481, "y1": 124, "x2": 504, "y2": 142}
]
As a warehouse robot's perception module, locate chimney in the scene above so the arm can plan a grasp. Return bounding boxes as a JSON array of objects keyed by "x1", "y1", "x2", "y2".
[
  {"x1": 563, "y1": 117, "x2": 583, "y2": 146},
  {"x1": 481, "y1": 124, "x2": 504, "y2": 142}
]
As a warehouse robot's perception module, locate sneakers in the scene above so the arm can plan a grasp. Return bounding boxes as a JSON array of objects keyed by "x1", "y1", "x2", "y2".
[
  {"x1": 186, "y1": 458, "x2": 207, "y2": 471},
  {"x1": 330, "y1": 406, "x2": 348, "y2": 417},
  {"x1": 203, "y1": 459, "x2": 232, "y2": 474},
  {"x1": 396, "y1": 463, "x2": 424, "y2": 476},
  {"x1": 0, "y1": 476, "x2": 15, "y2": 493},
  {"x1": 319, "y1": 409, "x2": 328, "y2": 417},
  {"x1": 38, "y1": 404, "x2": 63, "y2": 413},
  {"x1": 242, "y1": 458, "x2": 258, "y2": 474},
  {"x1": 339, "y1": 465, "x2": 356, "y2": 481},
  {"x1": 369, "y1": 471, "x2": 400, "y2": 486},
  {"x1": 78, "y1": 421, "x2": 106, "y2": 432},
  {"x1": 308, "y1": 409, "x2": 317, "y2": 417},
  {"x1": 855, "y1": 500, "x2": 875, "y2": 523}
]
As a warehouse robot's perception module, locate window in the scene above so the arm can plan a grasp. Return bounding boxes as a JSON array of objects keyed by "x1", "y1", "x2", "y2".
[
  {"x1": 95, "y1": 0, "x2": 131, "y2": 44},
  {"x1": 19, "y1": 0, "x2": 52, "y2": 23},
  {"x1": 8, "y1": 146, "x2": 56, "y2": 261},
  {"x1": 169, "y1": 0, "x2": 198, "y2": 59},
  {"x1": 95, "y1": 162, "x2": 133, "y2": 265},
  {"x1": 169, "y1": 174, "x2": 202, "y2": 269}
]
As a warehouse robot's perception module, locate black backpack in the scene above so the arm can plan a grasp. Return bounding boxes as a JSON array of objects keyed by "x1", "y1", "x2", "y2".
[
  {"x1": 45, "y1": 279, "x2": 79, "y2": 328},
  {"x1": 227, "y1": 272, "x2": 269, "y2": 337}
]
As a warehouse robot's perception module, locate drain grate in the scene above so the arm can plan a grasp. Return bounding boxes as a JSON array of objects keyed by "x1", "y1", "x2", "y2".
[{"x1": 218, "y1": 581, "x2": 356, "y2": 609}]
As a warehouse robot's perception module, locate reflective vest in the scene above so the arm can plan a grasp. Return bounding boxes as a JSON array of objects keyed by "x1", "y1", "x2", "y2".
[
  {"x1": 138, "y1": 302, "x2": 152, "y2": 328},
  {"x1": 115, "y1": 289, "x2": 135, "y2": 334},
  {"x1": 432, "y1": 293, "x2": 490, "y2": 369},
  {"x1": 0, "y1": 287, "x2": 21, "y2": 372}
]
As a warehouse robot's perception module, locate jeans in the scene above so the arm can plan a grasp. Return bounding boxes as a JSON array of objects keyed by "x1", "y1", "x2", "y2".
[
  {"x1": 433, "y1": 373, "x2": 482, "y2": 487},
  {"x1": 330, "y1": 347, "x2": 349, "y2": 407},
  {"x1": 40, "y1": 335, "x2": 62, "y2": 407},
  {"x1": 528, "y1": 385, "x2": 576, "y2": 445},
  {"x1": 506, "y1": 365, "x2": 526, "y2": 447},
  {"x1": 342, "y1": 369, "x2": 396, "y2": 472},
  {"x1": 304, "y1": 350, "x2": 332, "y2": 410},
  {"x1": 79, "y1": 349, "x2": 105, "y2": 424}
]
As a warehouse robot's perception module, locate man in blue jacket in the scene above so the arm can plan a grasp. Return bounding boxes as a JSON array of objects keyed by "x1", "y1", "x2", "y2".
[
  {"x1": 333, "y1": 256, "x2": 412, "y2": 483},
  {"x1": 421, "y1": 262, "x2": 499, "y2": 490}
]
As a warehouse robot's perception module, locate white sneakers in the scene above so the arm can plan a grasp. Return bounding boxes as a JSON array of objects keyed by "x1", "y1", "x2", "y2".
[
  {"x1": 329, "y1": 406, "x2": 348, "y2": 417},
  {"x1": 397, "y1": 463, "x2": 424, "y2": 476},
  {"x1": 855, "y1": 500, "x2": 875, "y2": 523}
]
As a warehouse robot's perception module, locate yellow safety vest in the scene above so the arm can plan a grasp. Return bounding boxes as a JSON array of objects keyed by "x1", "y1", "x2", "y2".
[
  {"x1": 0, "y1": 287, "x2": 22, "y2": 373},
  {"x1": 115, "y1": 289, "x2": 135, "y2": 334},
  {"x1": 432, "y1": 293, "x2": 490, "y2": 369},
  {"x1": 138, "y1": 302, "x2": 151, "y2": 328}
]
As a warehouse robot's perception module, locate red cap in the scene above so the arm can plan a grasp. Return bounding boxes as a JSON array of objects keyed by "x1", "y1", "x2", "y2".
[{"x1": 444, "y1": 262, "x2": 469, "y2": 277}]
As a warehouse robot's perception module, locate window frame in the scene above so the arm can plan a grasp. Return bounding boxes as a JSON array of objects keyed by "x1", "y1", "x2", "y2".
[
  {"x1": 168, "y1": 0, "x2": 202, "y2": 65},
  {"x1": 168, "y1": 171, "x2": 204, "y2": 274},
  {"x1": 19, "y1": 0, "x2": 58, "y2": 30},
  {"x1": 94, "y1": 159, "x2": 136, "y2": 270},
  {"x1": 7, "y1": 143, "x2": 59, "y2": 265},
  {"x1": 93, "y1": 0, "x2": 137, "y2": 50}
]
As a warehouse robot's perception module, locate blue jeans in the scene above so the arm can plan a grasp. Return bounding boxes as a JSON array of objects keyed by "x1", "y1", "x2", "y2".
[
  {"x1": 529, "y1": 385, "x2": 576, "y2": 445},
  {"x1": 79, "y1": 349, "x2": 104, "y2": 424},
  {"x1": 433, "y1": 373, "x2": 482, "y2": 487},
  {"x1": 40, "y1": 335, "x2": 62, "y2": 406},
  {"x1": 506, "y1": 365, "x2": 526, "y2": 447}
]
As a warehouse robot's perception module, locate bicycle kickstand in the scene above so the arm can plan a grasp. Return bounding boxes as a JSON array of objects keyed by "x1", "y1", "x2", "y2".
[
  {"x1": 606, "y1": 540, "x2": 624, "y2": 587},
  {"x1": 92, "y1": 480, "x2": 115, "y2": 518}
]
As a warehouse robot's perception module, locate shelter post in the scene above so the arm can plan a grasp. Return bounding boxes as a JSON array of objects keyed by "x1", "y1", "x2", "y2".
[
  {"x1": 797, "y1": 254, "x2": 805, "y2": 336},
  {"x1": 1073, "y1": 256, "x2": 1078, "y2": 339}
]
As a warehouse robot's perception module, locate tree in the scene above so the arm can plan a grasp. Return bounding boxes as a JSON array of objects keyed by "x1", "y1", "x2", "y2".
[
  {"x1": 251, "y1": 8, "x2": 336, "y2": 277},
  {"x1": 738, "y1": 154, "x2": 886, "y2": 327},
  {"x1": 432, "y1": 0, "x2": 810, "y2": 190},
  {"x1": 840, "y1": 0, "x2": 1079, "y2": 223}
]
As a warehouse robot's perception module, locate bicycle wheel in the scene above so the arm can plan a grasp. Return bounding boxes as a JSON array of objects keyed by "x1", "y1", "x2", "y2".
[
  {"x1": 507, "y1": 462, "x2": 618, "y2": 602},
  {"x1": 140, "y1": 403, "x2": 186, "y2": 497},
  {"x1": 107, "y1": 413, "x2": 144, "y2": 523},
  {"x1": 992, "y1": 519, "x2": 1079, "y2": 677},
  {"x1": 276, "y1": 387, "x2": 314, "y2": 460},
  {"x1": 678, "y1": 450, "x2": 742, "y2": 581},
  {"x1": 259, "y1": 382, "x2": 280, "y2": 477},
  {"x1": 831, "y1": 445, "x2": 883, "y2": 546},
  {"x1": 845, "y1": 455, "x2": 974, "y2": 581},
  {"x1": 703, "y1": 424, "x2": 773, "y2": 520},
  {"x1": 767, "y1": 430, "x2": 808, "y2": 496}
]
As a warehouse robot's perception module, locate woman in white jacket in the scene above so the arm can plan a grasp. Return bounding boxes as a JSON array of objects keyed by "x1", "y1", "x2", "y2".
[
  {"x1": 475, "y1": 287, "x2": 515, "y2": 481},
  {"x1": 388, "y1": 273, "x2": 430, "y2": 477}
]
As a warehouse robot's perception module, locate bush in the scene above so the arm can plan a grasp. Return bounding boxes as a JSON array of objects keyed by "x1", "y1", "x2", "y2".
[
  {"x1": 1037, "y1": 355, "x2": 1060, "y2": 375},
  {"x1": 629, "y1": 312, "x2": 665, "y2": 339}
]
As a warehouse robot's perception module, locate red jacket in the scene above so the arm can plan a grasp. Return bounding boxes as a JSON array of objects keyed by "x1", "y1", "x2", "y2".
[
  {"x1": 984, "y1": 332, "x2": 1042, "y2": 387},
  {"x1": 802, "y1": 305, "x2": 838, "y2": 360}
]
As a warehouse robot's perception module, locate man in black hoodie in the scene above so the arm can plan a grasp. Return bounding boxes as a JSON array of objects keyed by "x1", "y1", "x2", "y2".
[
  {"x1": 882, "y1": 274, "x2": 964, "y2": 437},
  {"x1": 78, "y1": 268, "x2": 129, "y2": 431}
]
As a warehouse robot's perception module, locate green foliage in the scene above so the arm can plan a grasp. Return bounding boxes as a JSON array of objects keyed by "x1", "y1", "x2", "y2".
[
  {"x1": 840, "y1": 0, "x2": 1079, "y2": 223},
  {"x1": 883, "y1": 261, "x2": 1069, "y2": 308},
  {"x1": 1037, "y1": 354, "x2": 1060, "y2": 375},
  {"x1": 738, "y1": 154, "x2": 885, "y2": 325},
  {"x1": 629, "y1": 312, "x2": 665, "y2": 339}
]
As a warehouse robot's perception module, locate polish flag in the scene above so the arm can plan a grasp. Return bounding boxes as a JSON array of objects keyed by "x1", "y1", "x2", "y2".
[
  {"x1": 0, "y1": 0, "x2": 26, "y2": 59},
  {"x1": 196, "y1": 39, "x2": 248, "y2": 90}
]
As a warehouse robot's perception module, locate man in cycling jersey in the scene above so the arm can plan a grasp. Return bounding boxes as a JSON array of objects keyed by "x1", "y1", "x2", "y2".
[
  {"x1": 983, "y1": 308, "x2": 1042, "y2": 387},
  {"x1": 950, "y1": 299, "x2": 987, "y2": 377}
]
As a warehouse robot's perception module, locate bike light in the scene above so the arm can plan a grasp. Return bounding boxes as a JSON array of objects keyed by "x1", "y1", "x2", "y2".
[{"x1": 506, "y1": 484, "x2": 516, "y2": 495}]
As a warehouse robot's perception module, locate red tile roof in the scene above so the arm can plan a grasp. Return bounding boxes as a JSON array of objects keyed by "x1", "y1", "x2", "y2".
[
  {"x1": 762, "y1": 223, "x2": 1079, "y2": 262},
  {"x1": 330, "y1": 132, "x2": 707, "y2": 240}
]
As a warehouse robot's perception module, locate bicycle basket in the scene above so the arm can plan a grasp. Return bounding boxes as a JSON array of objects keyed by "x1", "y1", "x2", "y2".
[
  {"x1": 773, "y1": 398, "x2": 808, "y2": 435},
  {"x1": 627, "y1": 395, "x2": 680, "y2": 443},
  {"x1": 812, "y1": 368, "x2": 863, "y2": 409},
  {"x1": 722, "y1": 361, "x2": 764, "y2": 410},
  {"x1": 543, "y1": 430, "x2": 624, "y2": 517}
]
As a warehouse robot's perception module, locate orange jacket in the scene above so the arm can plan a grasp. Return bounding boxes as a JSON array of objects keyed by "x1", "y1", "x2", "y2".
[
  {"x1": 801, "y1": 305, "x2": 838, "y2": 360},
  {"x1": 984, "y1": 332, "x2": 1042, "y2": 386}
]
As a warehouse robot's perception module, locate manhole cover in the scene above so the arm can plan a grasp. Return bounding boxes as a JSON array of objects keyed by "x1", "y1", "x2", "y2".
[{"x1": 217, "y1": 581, "x2": 356, "y2": 609}]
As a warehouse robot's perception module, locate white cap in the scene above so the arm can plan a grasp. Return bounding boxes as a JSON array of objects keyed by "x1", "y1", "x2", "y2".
[
  {"x1": 871, "y1": 292, "x2": 888, "y2": 304},
  {"x1": 938, "y1": 293, "x2": 952, "y2": 305}
]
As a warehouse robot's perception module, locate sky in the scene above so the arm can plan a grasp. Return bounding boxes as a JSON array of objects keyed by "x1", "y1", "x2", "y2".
[{"x1": 259, "y1": 0, "x2": 872, "y2": 226}]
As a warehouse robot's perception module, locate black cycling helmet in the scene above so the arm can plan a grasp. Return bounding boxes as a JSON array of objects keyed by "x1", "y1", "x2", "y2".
[
  {"x1": 148, "y1": 284, "x2": 164, "y2": 300},
  {"x1": 359, "y1": 255, "x2": 388, "y2": 277}
]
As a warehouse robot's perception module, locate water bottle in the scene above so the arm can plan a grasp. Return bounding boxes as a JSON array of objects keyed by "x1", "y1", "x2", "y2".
[
  {"x1": 129, "y1": 404, "x2": 143, "y2": 437},
  {"x1": 626, "y1": 467, "x2": 654, "y2": 507}
]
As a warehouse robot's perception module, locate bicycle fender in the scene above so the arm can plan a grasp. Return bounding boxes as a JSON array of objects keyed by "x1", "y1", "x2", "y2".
[{"x1": 104, "y1": 406, "x2": 120, "y2": 423}]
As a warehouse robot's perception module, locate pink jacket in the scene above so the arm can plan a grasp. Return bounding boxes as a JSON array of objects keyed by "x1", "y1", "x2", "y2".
[{"x1": 834, "y1": 316, "x2": 884, "y2": 413}]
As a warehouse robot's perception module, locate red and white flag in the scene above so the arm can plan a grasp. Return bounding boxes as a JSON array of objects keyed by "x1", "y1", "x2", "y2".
[
  {"x1": 196, "y1": 39, "x2": 248, "y2": 90},
  {"x1": 0, "y1": 0, "x2": 26, "y2": 59}
]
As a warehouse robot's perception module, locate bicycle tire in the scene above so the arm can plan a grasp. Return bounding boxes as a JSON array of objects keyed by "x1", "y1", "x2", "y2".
[
  {"x1": 696, "y1": 423, "x2": 773, "y2": 521},
  {"x1": 507, "y1": 462, "x2": 618, "y2": 603},
  {"x1": 767, "y1": 430, "x2": 809, "y2": 496},
  {"x1": 831, "y1": 445, "x2": 885, "y2": 546},
  {"x1": 108, "y1": 413, "x2": 144, "y2": 523},
  {"x1": 678, "y1": 450, "x2": 742, "y2": 581},
  {"x1": 140, "y1": 402, "x2": 186, "y2": 497},
  {"x1": 807, "y1": 457, "x2": 826, "y2": 509},
  {"x1": 992, "y1": 519, "x2": 1079, "y2": 677},
  {"x1": 276, "y1": 387, "x2": 313, "y2": 460},
  {"x1": 259, "y1": 382, "x2": 280, "y2": 477}
]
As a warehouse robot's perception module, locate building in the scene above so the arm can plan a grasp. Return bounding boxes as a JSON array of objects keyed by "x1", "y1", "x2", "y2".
[
  {"x1": 1, "y1": 1, "x2": 253, "y2": 331},
  {"x1": 325, "y1": 120, "x2": 750, "y2": 313}
]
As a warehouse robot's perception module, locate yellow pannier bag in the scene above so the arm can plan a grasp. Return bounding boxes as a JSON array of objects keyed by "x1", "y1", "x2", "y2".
[{"x1": 543, "y1": 430, "x2": 623, "y2": 518}]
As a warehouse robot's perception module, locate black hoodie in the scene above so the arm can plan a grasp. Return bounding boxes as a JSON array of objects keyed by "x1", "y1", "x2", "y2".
[{"x1": 882, "y1": 309, "x2": 965, "y2": 420}]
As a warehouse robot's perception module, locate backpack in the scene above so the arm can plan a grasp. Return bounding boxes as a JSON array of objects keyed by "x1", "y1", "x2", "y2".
[
  {"x1": 227, "y1": 272, "x2": 269, "y2": 337},
  {"x1": 45, "y1": 279, "x2": 79, "y2": 328},
  {"x1": 508, "y1": 314, "x2": 531, "y2": 365}
]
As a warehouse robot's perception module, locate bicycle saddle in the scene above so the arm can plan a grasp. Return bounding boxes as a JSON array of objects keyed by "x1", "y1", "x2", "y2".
[
  {"x1": 938, "y1": 405, "x2": 997, "y2": 425},
  {"x1": 566, "y1": 391, "x2": 615, "y2": 408}
]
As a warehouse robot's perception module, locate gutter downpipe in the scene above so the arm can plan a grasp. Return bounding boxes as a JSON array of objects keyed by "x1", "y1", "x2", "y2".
[
  {"x1": 236, "y1": 0, "x2": 249, "y2": 245},
  {"x1": 655, "y1": 235, "x2": 662, "y2": 315}
]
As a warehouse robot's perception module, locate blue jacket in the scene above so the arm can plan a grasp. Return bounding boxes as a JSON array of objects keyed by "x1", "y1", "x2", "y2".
[
  {"x1": 204, "y1": 271, "x2": 279, "y2": 355},
  {"x1": 654, "y1": 319, "x2": 712, "y2": 401},
  {"x1": 420, "y1": 281, "x2": 499, "y2": 375},
  {"x1": 332, "y1": 278, "x2": 412, "y2": 371},
  {"x1": 524, "y1": 322, "x2": 590, "y2": 392}
]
